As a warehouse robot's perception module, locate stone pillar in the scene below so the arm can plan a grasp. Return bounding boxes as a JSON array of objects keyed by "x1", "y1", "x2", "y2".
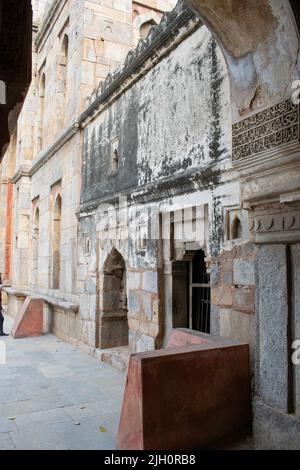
[
  {"x1": 291, "y1": 244, "x2": 300, "y2": 415},
  {"x1": 254, "y1": 244, "x2": 300, "y2": 449},
  {"x1": 255, "y1": 245, "x2": 289, "y2": 412}
]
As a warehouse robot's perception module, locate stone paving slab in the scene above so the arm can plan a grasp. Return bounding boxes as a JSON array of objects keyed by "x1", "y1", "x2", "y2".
[
  {"x1": 0, "y1": 316, "x2": 125, "y2": 450},
  {"x1": 0, "y1": 433, "x2": 15, "y2": 450}
]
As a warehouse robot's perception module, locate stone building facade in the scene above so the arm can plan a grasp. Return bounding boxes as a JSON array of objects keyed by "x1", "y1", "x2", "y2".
[
  {"x1": 1, "y1": 0, "x2": 300, "y2": 450},
  {"x1": 0, "y1": 0, "x2": 175, "y2": 340}
]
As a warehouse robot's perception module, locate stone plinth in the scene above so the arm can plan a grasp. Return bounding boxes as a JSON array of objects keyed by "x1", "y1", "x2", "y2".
[
  {"x1": 12, "y1": 297, "x2": 44, "y2": 339},
  {"x1": 118, "y1": 332, "x2": 251, "y2": 450}
]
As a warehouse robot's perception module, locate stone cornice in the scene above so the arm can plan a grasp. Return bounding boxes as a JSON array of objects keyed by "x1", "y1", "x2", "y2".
[
  {"x1": 77, "y1": 157, "x2": 234, "y2": 217},
  {"x1": 11, "y1": 165, "x2": 32, "y2": 184},
  {"x1": 79, "y1": 1, "x2": 198, "y2": 126},
  {"x1": 10, "y1": 124, "x2": 79, "y2": 180},
  {"x1": 30, "y1": 123, "x2": 80, "y2": 176}
]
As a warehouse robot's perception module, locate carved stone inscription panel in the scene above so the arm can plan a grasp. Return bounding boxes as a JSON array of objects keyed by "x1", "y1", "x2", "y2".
[{"x1": 232, "y1": 100, "x2": 300, "y2": 163}]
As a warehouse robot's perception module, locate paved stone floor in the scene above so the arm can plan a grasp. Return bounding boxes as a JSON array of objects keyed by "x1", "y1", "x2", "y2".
[{"x1": 0, "y1": 317, "x2": 126, "y2": 450}]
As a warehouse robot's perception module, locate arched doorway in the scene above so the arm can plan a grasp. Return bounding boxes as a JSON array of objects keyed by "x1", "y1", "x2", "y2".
[
  {"x1": 52, "y1": 194, "x2": 62, "y2": 290},
  {"x1": 189, "y1": 250, "x2": 211, "y2": 333},
  {"x1": 99, "y1": 248, "x2": 128, "y2": 349}
]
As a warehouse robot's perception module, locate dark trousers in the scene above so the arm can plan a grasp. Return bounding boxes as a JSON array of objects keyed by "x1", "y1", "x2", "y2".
[{"x1": 0, "y1": 310, "x2": 4, "y2": 334}]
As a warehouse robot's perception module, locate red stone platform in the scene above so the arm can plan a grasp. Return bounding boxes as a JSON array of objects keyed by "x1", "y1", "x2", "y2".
[
  {"x1": 12, "y1": 297, "x2": 43, "y2": 339},
  {"x1": 117, "y1": 329, "x2": 252, "y2": 450}
]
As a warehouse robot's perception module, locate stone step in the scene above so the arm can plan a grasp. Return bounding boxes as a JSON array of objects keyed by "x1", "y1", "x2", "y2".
[{"x1": 95, "y1": 346, "x2": 130, "y2": 372}]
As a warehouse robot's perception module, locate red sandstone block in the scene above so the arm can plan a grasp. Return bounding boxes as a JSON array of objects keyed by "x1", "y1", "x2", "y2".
[
  {"x1": 12, "y1": 297, "x2": 43, "y2": 339},
  {"x1": 118, "y1": 332, "x2": 252, "y2": 450}
]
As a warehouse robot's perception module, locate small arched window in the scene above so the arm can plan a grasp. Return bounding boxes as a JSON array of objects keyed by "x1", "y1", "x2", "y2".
[
  {"x1": 232, "y1": 216, "x2": 242, "y2": 240},
  {"x1": 61, "y1": 34, "x2": 69, "y2": 63}
]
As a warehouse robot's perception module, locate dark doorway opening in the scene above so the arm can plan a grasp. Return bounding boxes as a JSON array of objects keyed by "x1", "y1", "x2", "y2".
[{"x1": 190, "y1": 250, "x2": 211, "y2": 333}]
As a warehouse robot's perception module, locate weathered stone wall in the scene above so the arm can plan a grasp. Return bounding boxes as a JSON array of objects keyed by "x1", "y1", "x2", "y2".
[
  {"x1": 1, "y1": 0, "x2": 300, "y2": 450},
  {"x1": 210, "y1": 243, "x2": 257, "y2": 366},
  {"x1": 78, "y1": 13, "x2": 239, "y2": 353},
  {"x1": 0, "y1": 0, "x2": 177, "y2": 351},
  {"x1": 81, "y1": 24, "x2": 231, "y2": 204}
]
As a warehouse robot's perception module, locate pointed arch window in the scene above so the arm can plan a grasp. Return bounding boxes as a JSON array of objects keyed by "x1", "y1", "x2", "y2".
[
  {"x1": 56, "y1": 33, "x2": 69, "y2": 128},
  {"x1": 32, "y1": 207, "x2": 40, "y2": 286},
  {"x1": 52, "y1": 194, "x2": 62, "y2": 289},
  {"x1": 37, "y1": 73, "x2": 46, "y2": 151}
]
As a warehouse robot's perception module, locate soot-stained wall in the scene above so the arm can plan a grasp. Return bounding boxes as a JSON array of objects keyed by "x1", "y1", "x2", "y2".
[{"x1": 81, "y1": 24, "x2": 231, "y2": 206}]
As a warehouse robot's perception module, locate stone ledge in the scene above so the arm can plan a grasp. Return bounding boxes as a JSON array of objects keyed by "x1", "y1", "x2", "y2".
[{"x1": 3, "y1": 287, "x2": 79, "y2": 314}]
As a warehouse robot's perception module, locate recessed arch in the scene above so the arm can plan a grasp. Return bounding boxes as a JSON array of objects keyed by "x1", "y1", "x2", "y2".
[
  {"x1": 37, "y1": 72, "x2": 46, "y2": 150},
  {"x1": 52, "y1": 193, "x2": 62, "y2": 290},
  {"x1": 32, "y1": 206, "x2": 40, "y2": 286},
  {"x1": 232, "y1": 216, "x2": 242, "y2": 240},
  {"x1": 61, "y1": 34, "x2": 69, "y2": 61},
  {"x1": 57, "y1": 34, "x2": 69, "y2": 127},
  {"x1": 98, "y1": 247, "x2": 128, "y2": 349}
]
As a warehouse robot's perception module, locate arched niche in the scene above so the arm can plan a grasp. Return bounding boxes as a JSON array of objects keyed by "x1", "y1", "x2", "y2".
[
  {"x1": 57, "y1": 34, "x2": 69, "y2": 127},
  {"x1": 98, "y1": 248, "x2": 128, "y2": 349},
  {"x1": 37, "y1": 72, "x2": 46, "y2": 150},
  {"x1": 52, "y1": 193, "x2": 62, "y2": 290},
  {"x1": 32, "y1": 207, "x2": 40, "y2": 286}
]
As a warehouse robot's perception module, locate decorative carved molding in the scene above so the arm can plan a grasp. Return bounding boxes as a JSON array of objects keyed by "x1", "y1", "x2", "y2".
[
  {"x1": 232, "y1": 99, "x2": 300, "y2": 164},
  {"x1": 248, "y1": 202, "x2": 300, "y2": 243}
]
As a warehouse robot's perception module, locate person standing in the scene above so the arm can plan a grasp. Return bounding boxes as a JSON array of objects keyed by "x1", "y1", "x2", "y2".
[{"x1": 0, "y1": 273, "x2": 9, "y2": 336}]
